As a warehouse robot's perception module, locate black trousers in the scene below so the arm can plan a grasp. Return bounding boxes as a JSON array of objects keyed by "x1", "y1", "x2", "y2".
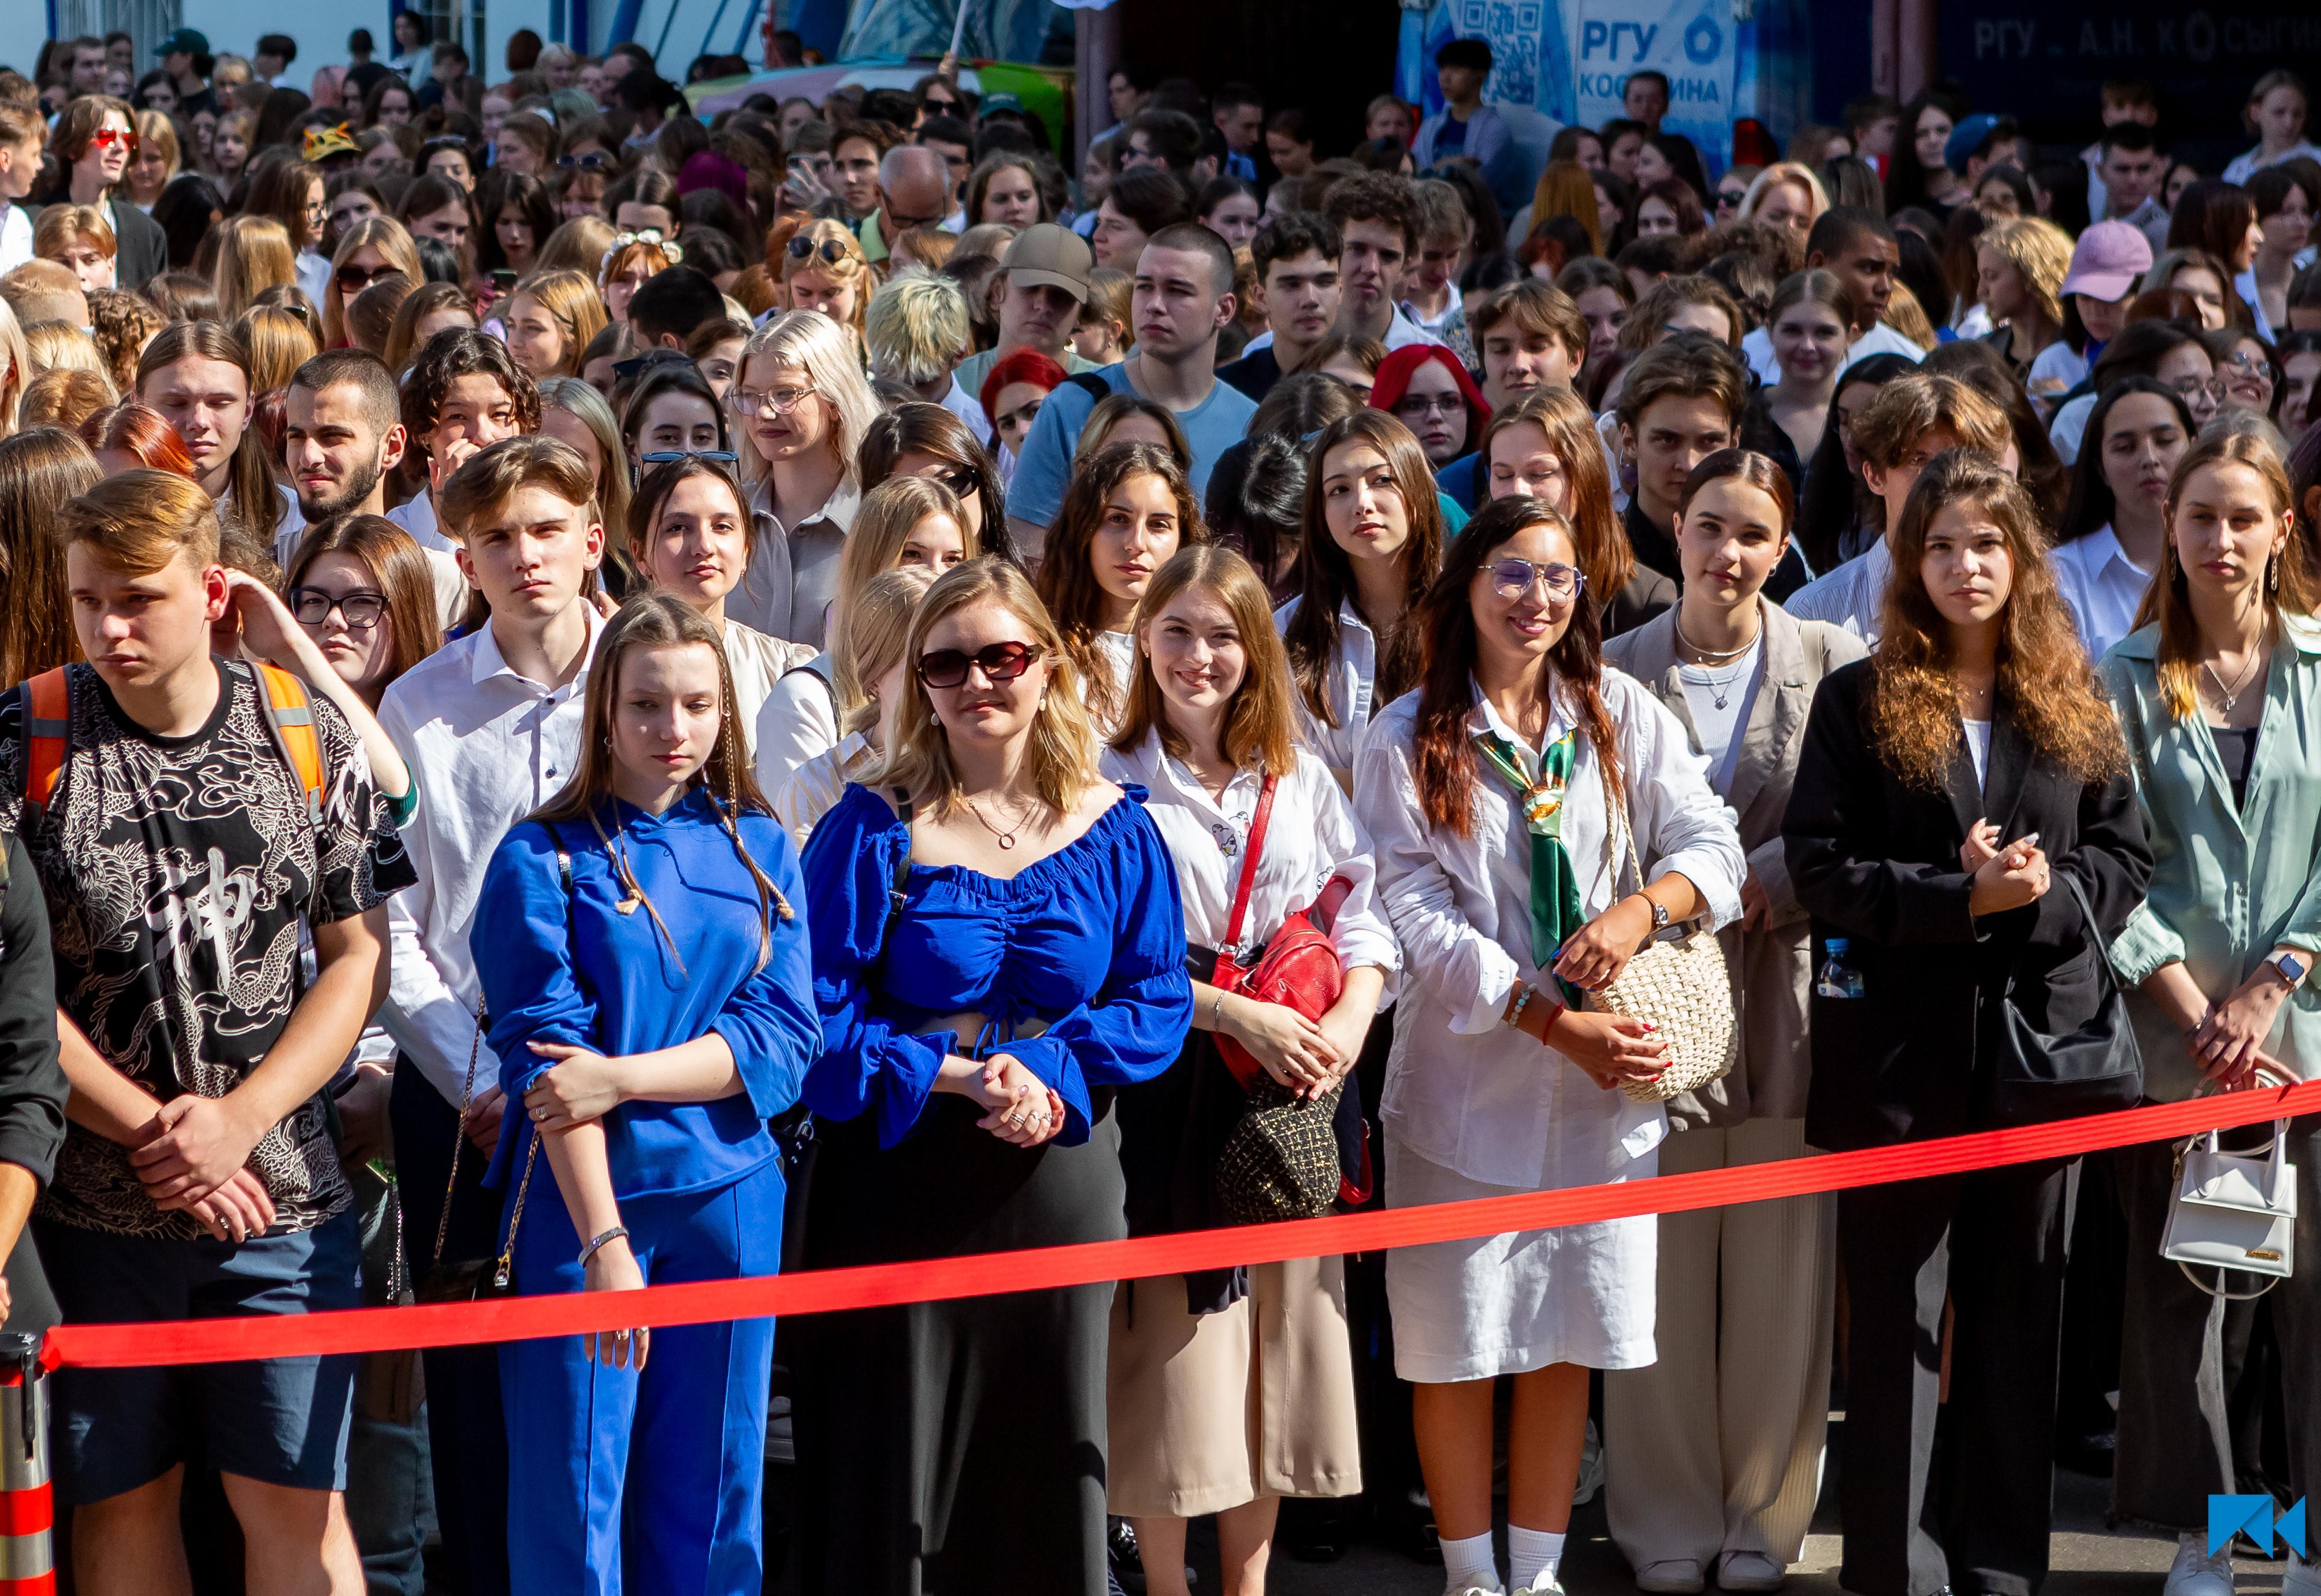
[
  {"x1": 1837, "y1": 1158, "x2": 2075, "y2": 1596},
  {"x1": 389, "y1": 1060, "x2": 509, "y2": 1596}
]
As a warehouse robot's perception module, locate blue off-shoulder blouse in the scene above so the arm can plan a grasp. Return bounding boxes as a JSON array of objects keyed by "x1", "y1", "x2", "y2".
[
  {"x1": 799, "y1": 781, "x2": 1193, "y2": 1148},
  {"x1": 475, "y1": 789, "x2": 822, "y2": 1198}
]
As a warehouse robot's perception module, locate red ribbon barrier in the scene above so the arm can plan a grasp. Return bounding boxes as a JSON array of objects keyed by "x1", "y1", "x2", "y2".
[{"x1": 39, "y1": 1078, "x2": 2321, "y2": 1371}]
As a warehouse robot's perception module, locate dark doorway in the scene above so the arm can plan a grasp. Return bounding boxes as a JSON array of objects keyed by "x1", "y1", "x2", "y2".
[{"x1": 1115, "y1": 0, "x2": 1405, "y2": 157}]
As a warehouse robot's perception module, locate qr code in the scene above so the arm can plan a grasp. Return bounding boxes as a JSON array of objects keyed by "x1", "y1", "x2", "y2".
[{"x1": 1455, "y1": 0, "x2": 1544, "y2": 106}]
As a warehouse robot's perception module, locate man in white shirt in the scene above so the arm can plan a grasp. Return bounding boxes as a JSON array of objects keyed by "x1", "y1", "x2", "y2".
[
  {"x1": 1786, "y1": 373, "x2": 2014, "y2": 644},
  {"x1": 376, "y1": 436, "x2": 607, "y2": 1596},
  {"x1": 1741, "y1": 207, "x2": 1925, "y2": 383}
]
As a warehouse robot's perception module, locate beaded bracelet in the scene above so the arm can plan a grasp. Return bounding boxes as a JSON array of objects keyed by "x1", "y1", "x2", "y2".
[{"x1": 1506, "y1": 984, "x2": 1534, "y2": 1031}]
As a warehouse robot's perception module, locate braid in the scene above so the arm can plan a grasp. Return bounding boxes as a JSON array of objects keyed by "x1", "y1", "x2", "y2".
[
  {"x1": 711, "y1": 793, "x2": 792, "y2": 975},
  {"x1": 586, "y1": 808, "x2": 689, "y2": 979}
]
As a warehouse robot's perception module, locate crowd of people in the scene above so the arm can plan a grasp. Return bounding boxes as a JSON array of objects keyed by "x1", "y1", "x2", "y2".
[{"x1": 0, "y1": 17, "x2": 2317, "y2": 1596}]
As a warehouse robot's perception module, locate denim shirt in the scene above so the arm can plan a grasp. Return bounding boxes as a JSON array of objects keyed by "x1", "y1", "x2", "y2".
[{"x1": 2101, "y1": 614, "x2": 2321, "y2": 1098}]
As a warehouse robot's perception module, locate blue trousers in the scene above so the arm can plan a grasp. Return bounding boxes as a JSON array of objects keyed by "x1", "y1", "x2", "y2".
[{"x1": 498, "y1": 1157, "x2": 784, "y2": 1596}]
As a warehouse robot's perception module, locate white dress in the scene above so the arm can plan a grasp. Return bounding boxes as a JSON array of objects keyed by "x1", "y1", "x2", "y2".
[
  {"x1": 1353, "y1": 674, "x2": 1744, "y2": 1382},
  {"x1": 773, "y1": 730, "x2": 875, "y2": 851}
]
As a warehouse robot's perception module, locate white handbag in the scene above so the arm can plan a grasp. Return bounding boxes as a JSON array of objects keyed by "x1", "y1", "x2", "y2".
[{"x1": 2160, "y1": 1066, "x2": 2299, "y2": 1300}]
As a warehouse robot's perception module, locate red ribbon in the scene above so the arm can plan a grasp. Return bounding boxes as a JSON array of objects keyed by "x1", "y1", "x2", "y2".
[{"x1": 39, "y1": 1078, "x2": 2321, "y2": 1371}]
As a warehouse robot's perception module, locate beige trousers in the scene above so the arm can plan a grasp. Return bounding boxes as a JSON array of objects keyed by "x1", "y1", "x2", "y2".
[{"x1": 1603, "y1": 1118, "x2": 1835, "y2": 1571}]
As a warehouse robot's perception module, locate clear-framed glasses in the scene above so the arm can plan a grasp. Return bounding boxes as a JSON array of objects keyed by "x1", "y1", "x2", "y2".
[
  {"x1": 640, "y1": 449, "x2": 740, "y2": 464},
  {"x1": 1392, "y1": 392, "x2": 1465, "y2": 420},
  {"x1": 1486, "y1": 558, "x2": 1583, "y2": 602},
  {"x1": 731, "y1": 384, "x2": 820, "y2": 416},
  {"x1": 288, "y1": 587, "x2": 388, "y2": 630}
]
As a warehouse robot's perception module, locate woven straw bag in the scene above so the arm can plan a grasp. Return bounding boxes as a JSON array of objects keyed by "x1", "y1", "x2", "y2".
[{"x1": 1592, "y1": 800, "x2": 1738, "y2": 1105}]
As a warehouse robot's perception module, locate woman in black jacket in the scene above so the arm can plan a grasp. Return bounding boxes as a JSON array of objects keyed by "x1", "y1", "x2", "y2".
[{"x1": 1782, "y1": 450, "x2": 2151, "y2": 1596}]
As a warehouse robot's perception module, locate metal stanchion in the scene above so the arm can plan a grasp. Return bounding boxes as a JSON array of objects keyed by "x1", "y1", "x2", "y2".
[{"x1": 0, "y1": 1332, "x2": 52, "y2": 1594}]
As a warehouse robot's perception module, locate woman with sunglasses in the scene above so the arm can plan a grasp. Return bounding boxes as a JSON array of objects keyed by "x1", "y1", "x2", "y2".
[
  {"x1": 627, "y1": 453, "x2": 812, "y2": 749},
  {"x1": 779, "y1": 218, "x2": 871, "y2": 334},
  {"x1": 1353, "y1": 491, "x2": 1743, "y2": 1596},
  {"x1": 1600, "y1": 451, "x2": 1863, "y2": 1594},
  {"x1": 792, "y1": 555, "x2": 1192, "y2": 1594},
  {"x1": 755, "y1": 474, "x2": 978, "y2": 786},
  {"x1": 322, "y1": 216, "x2": 424, "y2": 349},
  {"x1": 858, "y1": 400, "x2": 1012, "y2": 558},
  {"x1": 621, "y1": 359, "x2": 728, "y2": 482}
]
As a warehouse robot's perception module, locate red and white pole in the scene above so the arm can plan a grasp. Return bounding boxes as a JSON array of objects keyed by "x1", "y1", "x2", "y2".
[{"x1": 0, "y1": 1334, "x2": 52, "y2": 1595}]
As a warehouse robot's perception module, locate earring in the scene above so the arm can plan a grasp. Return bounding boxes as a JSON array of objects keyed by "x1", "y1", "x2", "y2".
[{"x1": 2271, "y1": 553, "x2": 2281, "y2": 593}]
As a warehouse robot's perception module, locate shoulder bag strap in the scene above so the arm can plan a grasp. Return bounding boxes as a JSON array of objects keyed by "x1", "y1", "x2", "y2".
[
  {"x1": 1221, "y1": 773, "x2": 1278, "y2": 959},
  {"x1": 882, "y1": 788, "x2": 914, "y2": 951},
  {"x1": 21, "y1": 670, "x2": 69, "y2": 815},
  {"x1": 250, "y1": 662, "x2": 324, "y2": 823}
]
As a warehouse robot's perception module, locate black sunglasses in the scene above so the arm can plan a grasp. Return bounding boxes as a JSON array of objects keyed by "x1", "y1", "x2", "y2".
[
  {"x1": 557, "y1": 151, "x2": 612, "y2": 171},
  {"x1": 785, "y1": 235, "x2": 854, "y2": 265},
  {"x1": 918, "y1": 641, "x2": 1043, "y2": 689}
]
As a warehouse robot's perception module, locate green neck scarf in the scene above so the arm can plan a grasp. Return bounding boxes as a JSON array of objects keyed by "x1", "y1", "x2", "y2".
[{"x1": 1478, "y1": 728, "x2": 1586, "y2": 1002}]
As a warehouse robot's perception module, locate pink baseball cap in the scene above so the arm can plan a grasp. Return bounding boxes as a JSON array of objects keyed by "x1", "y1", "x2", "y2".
[{"x1": 2060, "y1": 221, "x2": 2153, "y2": 303}]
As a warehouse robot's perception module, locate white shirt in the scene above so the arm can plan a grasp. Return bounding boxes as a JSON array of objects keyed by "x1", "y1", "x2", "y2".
[
  {"x1": 2027, "y1": 341, "x2": 2088, "y2": 407},
  {"x1": 941, "y1": 376, "x2": 989, "y2": 444},
  {"x1": 2225, "y1": 140, "x2": 2321, "y2": 186},
  {"x1": 376, "y1": 605, "x2": 608, "y2": 1106},
  {"x1": 386, "y1": 492, "x2": 458, "y2": 553},
  {"x1": 0, "y1": 206, "x2": 30, "y2": 276},
  {"x1": 1676, "y1": 634, "x2": 1765, "y2": 792},
  {"x1": 1783, "y1": 537, "x2": 1894, "y2": 646},
  {"x1": 2049, "y1": 524, "x2": 2156, "y2": 662},
  {"x1": 1353, "y1": 675, "x2": 1744, "y2": 1191},
  {"x1": 1274, "y1": 596, "x2": 1379, "y2": 776},
  {"x1": 1102, "y1": 732, "x2": 1400, "y2": 990},
  {"x1": 1741, "y1": 320, "x2": 1926, "y2": 384},
  {"x1": 773, "y1": 730, "x2": 874, "y2": 852},
  {"x1": 1089, "y1": 629, "x2": 1137, "y2": 737},
  {"x1": 2048, "y1": 390, "x2": 2097, "y2": 465},
  {"x1": 1963, "y1": 718, "x2": 1994, "y2": 788},
  {"x1": 294, "y1": 250, "x2": 331, "y2": 306},
  {"x1": 723, "y1": 621, "x2": 814, "y2": 756},
  {"x1": 752, "y1": 653, "x2": 840, "y2": 792}
]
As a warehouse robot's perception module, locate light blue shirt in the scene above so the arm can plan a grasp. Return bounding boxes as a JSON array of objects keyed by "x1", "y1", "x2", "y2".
[{"x1": 1006, "y1": 361, "x2": 1260, "y2": 529}]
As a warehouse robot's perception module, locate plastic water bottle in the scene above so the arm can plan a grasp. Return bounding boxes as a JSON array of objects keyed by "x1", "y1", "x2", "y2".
[{"x1": 1815, "y1": 938, "x2": 1865, "y2": 999}]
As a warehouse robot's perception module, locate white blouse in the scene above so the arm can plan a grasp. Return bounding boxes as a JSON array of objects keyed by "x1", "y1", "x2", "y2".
[
  {"x1": 1102, "y1": 732, "x2": 1400, "y2": 996},
  {"x1": 1086, "y1": 629, "x2": 1138, "y2": 736},
  {"x1": 1353, "y1": 673, "x2": 1746, "y2": 1192},
  {"x1": 773, "y1": 731, "x2": 875, "y2": 851},
  {"x1": 752, "y1": 653, "x2": 840, "y2": 793},
  {"x1": 722, "y1": 622, "x2": 815, "y2": 758},
  {"x1": 1273, "y1": 595, "x2": 1380, "y2": 775}
]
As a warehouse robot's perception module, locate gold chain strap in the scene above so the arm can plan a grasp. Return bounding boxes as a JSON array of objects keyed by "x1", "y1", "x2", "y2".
[
  {"x1": 491, "y1": 1131, "x2": 541, "y2": 1292},
  {"x1": 428, "y1": 1004, "x2": 487, "y2": 1274}
]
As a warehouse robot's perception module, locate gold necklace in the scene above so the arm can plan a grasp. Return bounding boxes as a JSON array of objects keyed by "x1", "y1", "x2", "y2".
[{"x1": 967, "y1": 793, "x2": 1039, "y2": 850}]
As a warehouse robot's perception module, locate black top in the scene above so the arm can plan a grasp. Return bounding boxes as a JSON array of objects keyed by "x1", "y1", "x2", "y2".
[
  {"x1": 1623, "y1": 495, "x2": 1812, "y2": 604},
  {"x1": 1782, "y1": 662, "x2": 2153, "y2": 1150},
  {"x1": 1217, "y1": 345, "x2": 1283, "y2": 403},
  {"x1": 0, "y1": 834, "x2": 66, "y2": 1187},
  {"x1": 2209, "y1": 722, "x2": 2259, "y2": 811}
]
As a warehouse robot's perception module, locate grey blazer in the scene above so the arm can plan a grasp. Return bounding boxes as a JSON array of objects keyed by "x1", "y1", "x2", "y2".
[{"x1": 1606, "y1": 601, "x2": 1866, "y2": 1130}]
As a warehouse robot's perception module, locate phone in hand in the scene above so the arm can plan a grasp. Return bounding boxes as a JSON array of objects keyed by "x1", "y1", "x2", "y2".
[{"x1": 489, "y1": 268, "x2": 517, "y2": 292}]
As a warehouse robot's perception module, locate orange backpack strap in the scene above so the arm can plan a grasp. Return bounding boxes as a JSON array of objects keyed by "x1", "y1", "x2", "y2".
[
  {"x1": 250, "y1": 662, "x2": 324, "y2": 824},
  {"x1": 20, "y1": 669, "x2": 70, "y2": 815}
]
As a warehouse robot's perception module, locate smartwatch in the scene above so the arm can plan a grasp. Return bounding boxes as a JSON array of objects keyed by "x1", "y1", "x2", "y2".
[{"x1": 2270, "y1": 951, "x2": 2309, "y2": 992}]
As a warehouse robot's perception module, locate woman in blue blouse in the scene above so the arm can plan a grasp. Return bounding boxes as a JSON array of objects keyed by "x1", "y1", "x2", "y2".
[
  {"x1": 792, "y1": 556, "x2": 1194, "y2": 1594},
  {"x1": 474, "y1": 594, "x2": 820, "y2": 1593}
]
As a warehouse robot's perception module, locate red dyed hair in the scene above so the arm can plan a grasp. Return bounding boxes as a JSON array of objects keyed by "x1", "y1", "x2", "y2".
[
  {"x1": 78, "y1": 401, "x2": 198, "y2": 480},
  {"x1": 1369, "y1": 342, "x2": 1493, "y2": 448},
  {"x1": 979, "y1": 347, "x2": 1069, "y2": 432}
]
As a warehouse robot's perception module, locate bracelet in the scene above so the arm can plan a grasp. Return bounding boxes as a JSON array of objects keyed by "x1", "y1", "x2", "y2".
[
  {"x1": 577, "y1": 1226, "x2": 629, "y2": 1268},
  {"x1": 1506, "y1": 984, "x2": 1534, "y2": 1031},
  {"x1": 1535, "y1": 1000, "x2": 1566, "y2": 1044},
  {"x1": 1209, "y1": 989, "x2": 1230, "y2": 1030}
]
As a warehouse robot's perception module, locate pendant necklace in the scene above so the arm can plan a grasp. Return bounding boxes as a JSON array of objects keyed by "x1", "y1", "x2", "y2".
[
  {"x1": 968, "y1": 794, "x2": 1038, "y2": 850},
  {"x1": 2205, "y1": 648, "x2": 2261, "y2": 715}
]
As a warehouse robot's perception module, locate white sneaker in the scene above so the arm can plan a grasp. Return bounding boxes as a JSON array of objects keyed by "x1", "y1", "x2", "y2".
[
  {"x1": 1447, "y1": 1586, "x2": 1505, "y2": 1596},
  {"x1": 1636, "y1": 1560, "x2": 1707, "y2": 1594},
  {"x1": 1718, "y1": 1552, "x2": 1788, "y2": 1591},
  {"x1": 1514, "y1": 1583, "x2": 1568, "y2": 1596},
  {"x1": 2164, "y1": 1532, "x2": 2236, "y2": 1596},
  {"x1": 1573, "y1": 1418, "x2": 1606, "y2": 1505}
]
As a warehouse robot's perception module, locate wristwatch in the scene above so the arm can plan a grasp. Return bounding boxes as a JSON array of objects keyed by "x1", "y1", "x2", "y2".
[
  {"x1": 1648, "y1": 898, "x2": 1670, "y2": 931},
  {"x1": 2269, "y1": 951, "x2": 2309, "y2": 992}
]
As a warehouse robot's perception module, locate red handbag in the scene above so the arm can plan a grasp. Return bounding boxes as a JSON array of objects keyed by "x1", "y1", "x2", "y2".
[{"x1": 1209, "y1": 774, "x2": 1354, "y2": 1090}]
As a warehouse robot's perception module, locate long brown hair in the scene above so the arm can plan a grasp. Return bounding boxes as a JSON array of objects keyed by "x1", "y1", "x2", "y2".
[
  {"x1": 530, "y1": 593, "x2": 790, "y2": 971},
  {"x1": 2137, "y1": 428, "x2": 2318, "y2": 720},
  {"x1": 136, "y1": 320, "x2": 282, "y2": 547},
  {"x1": 1283, "y1": 409, "x2": 1444, "y2": 726},
  {"x1": 281, "y1": 513, "x2": 445, "y2": 691},
  {"x1": 1111, "y1": 545, "x2": 1299, "y2": 780},
  {"x1": 877, "y1": 557, "x2": 1103, "y2": 819},
  {"x1": 1410, "y1": 495, "x2": 1625, "y2": 837},
  {"x1": 1870, "y1": 451, "x2": 2126, "y2": 790},
  {"x1": 0, "y1": 429, "x2": 102, "y2": 688},
  {"x1": 1478, "y1": 388, "x2": 1637, "y2": 607},
  {"x1": 1035, "y1": 441, "x2": 1208, "y2": 727}
]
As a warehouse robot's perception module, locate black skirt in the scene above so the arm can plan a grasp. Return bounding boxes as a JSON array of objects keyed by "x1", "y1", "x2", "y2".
[{"x1": 789, "y1": 1096, "x2": 1126, "y2": 1595}]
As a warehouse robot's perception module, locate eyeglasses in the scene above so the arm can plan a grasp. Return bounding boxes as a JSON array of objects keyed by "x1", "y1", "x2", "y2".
[
  {"x1": 640, "y1": 449, "x2": 740, "y2": 464},
  {"x1": 918, "y1": 641, "x2": 1045, "y2": 689},
  {"x1": 335, "y1": 262, "x2": 399, "y2": 292},
  {"x1": 731, "y1": 384, "x2": 819, "y2": 415},
  {"x1": 785, "y1": 234, "x2": 857, "y2": 265},
  {"x1": 1486, "y1": 558, "x2": 1583, "y2": 601},
  {"x1": 90, "y1": 127, "x2": 139, "y2": 155},
  {"x1": 2171, "y1": 375, "x2": 2231, "y2": 404},
  {"x1": 556, "y1": 151, "x2": 612, "y2": 171},
  {"x1": 1392, "y1": 392, "x2": 1465, "y2": 420},
  {"x1": 289, "y1": 587, "x2": 388, "y2": 630}
]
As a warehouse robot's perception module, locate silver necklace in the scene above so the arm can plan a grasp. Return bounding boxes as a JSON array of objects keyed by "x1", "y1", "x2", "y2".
[
  {"x1": 1673, "y1": 614, "x2": 1758, "y2": 663},
  {"x1": 2204, "y1": 646, "x2": 2263, "y2": 714},
  {"x1": 1688, "y1": 656, "x2": 1754, "y2": 710}
]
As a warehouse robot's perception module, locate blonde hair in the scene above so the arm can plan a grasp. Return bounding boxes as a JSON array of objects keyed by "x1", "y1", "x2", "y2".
[
  {"x1": 779, "y1": 218, "x2": 871, "y2": 332},
  {"x1": 537, "y1": 217, "x2": 617, "y2": 279},
  {"x1": 233, "y1": 305, "x2": 319, "y2": 394},
  {"x1": 133, "y1": 109, "x2": 180, "y2": 186},
  {"x1": 1112, "y1": 545, "x2": 1298, "y2": 779},
  {"x1": 840, "y1": 565, "x2": 937, "y2": 737},
  {"x1": 508, "y1": 268, "x2": 608, "y2": 377},
  {"x1": 324, "y1": 217, "x2": 423, "y2": 348},
  {"x1": 1739, "y1": 162, "x2": 1831, "y2": 228},
  {"x1": 33, "y1": 205, "x2": 115, "y2": 268},
  {"x1": 539, "y1": 376, "x2": 631, "y2": 542},
  {"x1": 833, "y1": 476, "x2": 978, "y2": 703},
  {"x1": 213, "y1": 216, "x2": 297, "y2": 324},
  {"x1": 730, "y1": 310, "x2": 881, "y2": 495},
  {"x1": 1978, "y1": 215, "x2": 2074, "y2": 332},
  {"x1": 23, "y1": 321, "x2": 110, "y2": 384},
  {"x1": 0, "y1": 299, "x2": 28, "y2": 432},
  {"x1": 875, "y1": 556, "x2": 1102, "y2": 816},
  {"x1": 56, "y1": 466, "x2": 220, "y2": 575},
  {"x1": 19, "y1": 369, "x2": 117, "y2": 433}
]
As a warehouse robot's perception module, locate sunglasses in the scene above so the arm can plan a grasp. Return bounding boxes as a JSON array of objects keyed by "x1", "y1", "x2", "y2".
[
  {"x1": 785, "y1": 234, "x2": 856, "y2": 265},
  {"x1": 91, "y1": 127, "x2": 139, "y2": 155},
  {"x1": 289, "y1": 587, "x2": 388, "y2": 630},
  {"x1": 335, "y1": 262, "x2": 399, "y2": 292},
  {"x1": 641, "y1": 449, "x2": 739, "y2": 464},
  {"x1": 918, "y1": 641, "x2": 1044, "y2": 689},
  {"x1": 557, "y1": 151, "x2": 612, "y2": 170},
  {"x1": 1486, "y1": 558, "x2": 1583, "y2": 601}
]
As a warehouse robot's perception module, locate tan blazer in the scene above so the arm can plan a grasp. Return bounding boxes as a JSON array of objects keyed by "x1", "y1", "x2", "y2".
[{"x1": 1606, "y1": 602, "x2": 1866, "y2": 1131}]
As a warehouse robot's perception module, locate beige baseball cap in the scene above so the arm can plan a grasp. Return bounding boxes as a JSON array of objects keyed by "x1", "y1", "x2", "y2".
[{"x1": 1002, "y1": 223, "x2": 1094, "y2": 301}]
